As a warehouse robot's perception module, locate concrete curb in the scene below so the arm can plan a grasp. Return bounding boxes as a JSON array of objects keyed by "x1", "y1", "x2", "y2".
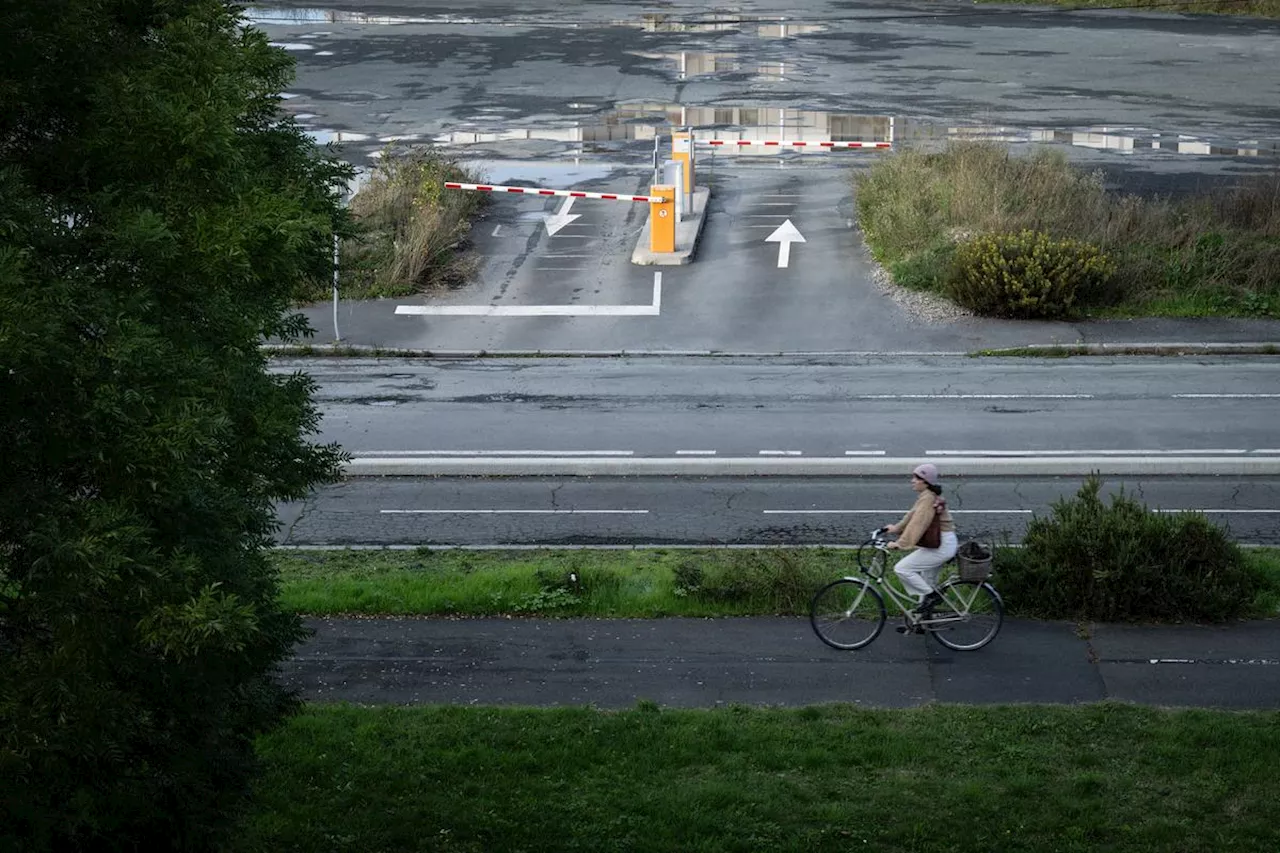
[
  {"x1": 976, "y1": 342, "x2": 1280, "y2": 357},
  {"x1": 344, "y1": 455, "x2": 1280, "y2": 477},
  {"x1": 263, "y1": 344, "x2": 1280, "y2": 359}
]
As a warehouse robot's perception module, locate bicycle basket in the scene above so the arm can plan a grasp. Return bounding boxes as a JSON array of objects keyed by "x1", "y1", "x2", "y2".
[{"x1": 956, "y1": 540, "x2": 993, "y2": 582}]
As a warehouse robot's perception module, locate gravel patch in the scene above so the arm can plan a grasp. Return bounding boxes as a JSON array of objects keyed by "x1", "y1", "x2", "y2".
[{"x1": 862, "y1": 245, "x2": 973, "y2": 325}]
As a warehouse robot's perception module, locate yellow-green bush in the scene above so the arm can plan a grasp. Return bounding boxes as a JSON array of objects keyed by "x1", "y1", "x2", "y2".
[{"x1": 946, "y1": 230, "x2": 1115, "y2": 319}]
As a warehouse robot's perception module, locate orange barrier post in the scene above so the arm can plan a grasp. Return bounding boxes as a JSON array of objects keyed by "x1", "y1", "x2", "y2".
[{"x1": 649, "y1": 185, "x2": 676, "y2": 253}]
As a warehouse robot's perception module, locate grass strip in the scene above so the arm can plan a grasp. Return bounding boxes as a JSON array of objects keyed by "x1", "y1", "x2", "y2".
[
  {"x1": 271, "y1": 546, "x2": 1280, "y2": 619},
  {"x1": 237, "y1": 702, "x2": 1280, "y2": 853}
]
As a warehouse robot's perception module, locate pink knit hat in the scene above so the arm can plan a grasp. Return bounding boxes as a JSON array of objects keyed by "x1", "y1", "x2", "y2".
[{"x1": 912, "y1": 463, "x2": 939, "y2": 485}]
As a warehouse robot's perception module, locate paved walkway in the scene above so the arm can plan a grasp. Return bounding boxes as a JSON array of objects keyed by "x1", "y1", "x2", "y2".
[{"x1": 282, "y1": 616, "x2": 1280, "y2": 710}]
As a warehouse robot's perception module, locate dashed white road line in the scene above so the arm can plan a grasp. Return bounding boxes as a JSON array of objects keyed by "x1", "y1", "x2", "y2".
[
  {"x1": 844, "y1": 450, "x2": 888, "y2": 456},
  {"x1": 759, "y1": 450, "x2": 802, "y2": 456},
  {"x1": 676, "y1": 450, "x2": 717, "y2": 456}
]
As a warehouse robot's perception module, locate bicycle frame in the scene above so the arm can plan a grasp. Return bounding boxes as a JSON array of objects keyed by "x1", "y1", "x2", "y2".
[{"x1": 852, "y1": 530, "x2": 982, "y2": 628}]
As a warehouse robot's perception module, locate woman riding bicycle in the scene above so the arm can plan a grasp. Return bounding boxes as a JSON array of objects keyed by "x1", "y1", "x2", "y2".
[{"x1": 885, "y1": 463, "x2": 957, "y2": 611}]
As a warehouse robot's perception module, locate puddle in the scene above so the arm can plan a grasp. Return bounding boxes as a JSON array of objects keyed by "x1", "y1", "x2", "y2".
[
  {"x1": 947, "y1": 125, "x2": 1278, "y2": 159},
  {"x1": 270, "y1": 42, "x2": 315, "y2": 51},
  {"x1": 430, "y1": 101, "x2": 1277, "y2": 162},
  {"x1": 243, "y1": 6, "x2": 826, "y2": 36},
  {"x1": 456, "y1": 159, "x2": 624, "y2": 187},
  {"x1": 306, "y1": 129, "x2": 371, "y2": 144}
]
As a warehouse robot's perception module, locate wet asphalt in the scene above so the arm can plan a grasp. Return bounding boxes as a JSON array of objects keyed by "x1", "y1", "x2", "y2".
[{"x1": 250, "y1": 1, "x2": 1280, "y2": 352}]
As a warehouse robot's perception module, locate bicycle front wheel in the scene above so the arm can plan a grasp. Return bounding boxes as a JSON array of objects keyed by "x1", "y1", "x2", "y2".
[
  {"x1": 810, "y1": 579, "x2": 886, "y2": 650},
  {"x1": 928, "y1": 580, "x2": 1003, "y2": 651}
]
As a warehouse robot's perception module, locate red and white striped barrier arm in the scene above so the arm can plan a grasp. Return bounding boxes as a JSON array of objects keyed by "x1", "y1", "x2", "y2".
[
  {"x1": 698, "y1": 140, "x2": 892, "y2": 149},
  {"x1": 444, "y1": 182, "x2": 657, "y2": 203}
]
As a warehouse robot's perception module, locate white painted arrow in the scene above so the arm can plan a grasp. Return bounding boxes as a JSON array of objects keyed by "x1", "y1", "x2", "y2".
[
  {"x1": 765, "y1": 219, "x2": 805, "y2": 268},
  {"x1": 543, "y1": 196, "x2": 581, "y2": 236}
]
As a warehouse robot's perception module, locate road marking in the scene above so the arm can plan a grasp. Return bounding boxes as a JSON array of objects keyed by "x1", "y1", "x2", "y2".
[
  {"x1": 761, "y1": 509, "x2": 1034, "y2": 515},
  {"x1": 862, "y1": 394, "x2": 1092, "y2": 400},
  {"x1": 395, "y1": 272, "x2": 661, "y2": 317},
  {"x1": 1155, "y1": 509, "x2": 1280, "y2": 514},
  {"x1": 351, "y1": 450, "x2": 634, "y2": 457},
  {"x1": 543, "y1": 196, "x2": 581, "y2": 236},
  {"x1": 1146, "y1": 658, "x2": 1280, "y2": 666},
  {"x1": 759, "y1": 450, "x2": 802, "y2": 456},
  {"x1": 381, "y1": 509, "x2": 650, "y2": 515},
  {"x1": 844, "y1": 450, "x2": 888, "y2": 456},
  {"x1": 1172, "y1": 394, "x2": 1280, "y2": 398},
  {"x1": 765, "y1": 219, "x2": 806, "y2": 268},
  {"x1": 492, "y1": 225, "x2": 503, "y2": 236},
  {"x1": 761, "y1": 508, "x2": 1268, "y2": 515},
  {"x1": 927, "y1": 449, "x2": 1247, "y2": 456},
  {"x1": 676, "y1": 450, "x2": 717, "y2": 455}
]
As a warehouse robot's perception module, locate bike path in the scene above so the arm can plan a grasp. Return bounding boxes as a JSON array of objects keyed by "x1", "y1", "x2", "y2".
[{"x1": 281, "y1": 616, "x2": 1280, "y2": 710}]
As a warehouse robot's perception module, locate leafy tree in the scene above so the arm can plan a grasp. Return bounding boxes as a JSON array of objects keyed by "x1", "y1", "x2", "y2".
[{"x1": 0, "y1": 1, "x2": 351, "y2": 849}]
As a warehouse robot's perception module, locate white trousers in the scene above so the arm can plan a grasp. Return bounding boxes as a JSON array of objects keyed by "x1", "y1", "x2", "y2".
[{"x1": 894, "y1": 531, "x2": 959, "y2": 599}]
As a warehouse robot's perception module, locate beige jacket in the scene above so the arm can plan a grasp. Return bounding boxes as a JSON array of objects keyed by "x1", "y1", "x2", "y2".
[{"x1": 896, "y1": 491, "x2": 955, "y2": 549}]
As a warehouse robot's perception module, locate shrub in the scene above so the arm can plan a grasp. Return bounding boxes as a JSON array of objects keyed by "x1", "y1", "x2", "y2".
[
  {"x1": 945, "y1": 230, "x2": 1115, "y2": 318},
  {"x1": 998, "y1": 476, "x2": 1262, "y2": 622}
]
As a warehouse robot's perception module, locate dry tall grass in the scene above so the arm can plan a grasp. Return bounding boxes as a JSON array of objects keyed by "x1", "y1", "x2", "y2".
[
  {"x1": 855, "y1": 142, "x2": 1280, "y2": 317},
  {"x1": 339, "y1": 147, "x2": 485, "y2": 299}
]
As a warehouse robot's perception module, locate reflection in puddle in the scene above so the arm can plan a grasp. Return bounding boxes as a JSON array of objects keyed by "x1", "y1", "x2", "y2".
[
  {"x1": 429, "y1": 103, "x2": 1277, "y2": 162},
  {"x1": 244, "y1": 6, "x2": 825, "y2": 36},
  {"x1": 950, "y1": 125, "x2": 1276, "y2": 158},
  {"x1": 628, "y1": 50, "x2": 810, "y2": 82},
  {"x1": 434, "y1": 105, "x2": 892, "y2": 152}
]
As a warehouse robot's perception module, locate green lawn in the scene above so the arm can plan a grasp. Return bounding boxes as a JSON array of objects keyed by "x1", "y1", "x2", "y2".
[
  {"x1": 271, "y1": 546, "x2": 1280, "y2": 620},
  {"x1": 236, "y1": 702, "x2": 1280, "y2": 853}
]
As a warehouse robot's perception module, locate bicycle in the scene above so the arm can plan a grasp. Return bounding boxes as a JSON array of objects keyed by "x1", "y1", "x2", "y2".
[{"x1": 810, "y1": 528, "x2": 1004, "y2": 651}]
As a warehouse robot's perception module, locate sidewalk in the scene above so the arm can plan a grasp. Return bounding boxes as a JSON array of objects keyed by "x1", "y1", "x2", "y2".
[{"x1": 281, "y1": 615, "x2": 1280, "y2": 710}]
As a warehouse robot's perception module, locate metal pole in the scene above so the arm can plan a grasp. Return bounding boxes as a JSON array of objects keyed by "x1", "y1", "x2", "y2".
[{"x1": 332, "y1": 232, "x2": 341, "y2": 342}]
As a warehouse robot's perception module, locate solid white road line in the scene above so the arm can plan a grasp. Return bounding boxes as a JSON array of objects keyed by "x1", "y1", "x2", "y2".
[
  {"x1": 865, "y1": 394, "x2": 1093, "y2": 400},
  {"x1": 1172, "y1": 394, "x2": 1280, "y2": 398},
  {"x1": 351, "y1": 450, "x2": 634, "y2": 457},
  {"x1": 761, "y1": 509, "x2": 1035, "y2": 515},
  {"x1": 380, "y1": 509, "x2": 650, "y2": 515},
  {"x1": 927, "y1": 449, "x2": 1249, "y2": 456}
]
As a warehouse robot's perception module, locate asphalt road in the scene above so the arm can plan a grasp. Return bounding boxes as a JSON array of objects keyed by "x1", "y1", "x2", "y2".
[
  {"x1": 282, "y1": 355, "x2": 1280, "y2": 458},
  {"x1": 247, "y1": 1, "x2": 1280, "y2": 352},
  {"x1": 282, "y1": 615, "x2": 1280, "y2": 709},
  {"x1": 275, "y1": 475, "x2": 1280, "y2": 546}
]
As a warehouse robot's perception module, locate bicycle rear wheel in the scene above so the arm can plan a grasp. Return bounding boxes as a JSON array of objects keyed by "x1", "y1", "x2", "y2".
[
  {"x1": 927, "y1": 580, "x2": 1003, "y2": 651},
  {"x1": 810, "y1": 579, "x2": 886, "y2": 650}
]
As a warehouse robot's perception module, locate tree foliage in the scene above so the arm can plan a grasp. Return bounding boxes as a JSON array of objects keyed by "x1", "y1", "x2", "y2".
[{"x1": 0, "y1": 1, "x2": 351, "y2": 849}]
